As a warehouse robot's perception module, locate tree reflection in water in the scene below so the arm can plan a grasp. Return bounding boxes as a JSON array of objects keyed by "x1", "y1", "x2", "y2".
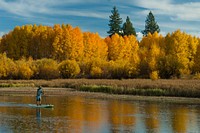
[{"x1": 0, "y1": 95, "x2": 199, "y2": 132}]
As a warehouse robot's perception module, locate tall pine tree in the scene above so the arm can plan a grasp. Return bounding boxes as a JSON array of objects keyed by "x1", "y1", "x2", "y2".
[
  {"x1": 122, "y1": 16, "x2": 136, "y2": 36},
  {"x1": 142, "y1": 11, "x2": 160, "y2": 36},
  {"x1": 107, "y1": 6, "x2": 123, "y2": 37}
]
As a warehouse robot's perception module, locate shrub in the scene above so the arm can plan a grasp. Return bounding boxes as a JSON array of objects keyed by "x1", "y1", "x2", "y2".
[
  {"x1": 79, "y1": 58, "x2": 108, "y2": 78},
  {"x1": 58, "y1": 60, "x2": 80, "y2": 78},
  {"x1": 15, "y1": 58, "x2": 34, "y2": 79},
  {"x1": 150, "y1": 71, "x2": 159, "y2": 80},
  {"x1": 0, "y1": 53, "x2": 17, "y2": 79},
  {"x1": 192, "y1": 73, "x2": 200, "y2": 79},
  {"x1": 33, "y1": 58, "x2": 60, "y2": 79},
  {"x1": 90, "y1": 66, "x2": 103, "y2": 78},
  {"x1": 108, "y1": 60, "x2": 129, "y2": 79}
]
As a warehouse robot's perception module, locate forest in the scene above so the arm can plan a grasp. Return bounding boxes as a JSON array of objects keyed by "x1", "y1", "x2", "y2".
[{"x1": 0, "y1": 24, "x2": 200, "y2": 80}]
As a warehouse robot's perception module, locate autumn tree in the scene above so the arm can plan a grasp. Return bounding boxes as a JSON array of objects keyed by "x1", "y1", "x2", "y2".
[
  {"x1": 105, "y1": 34, "x2": 140, "y2": 78},
  {"x1": 58, "y1": 60, "x2": 80, "y2": 78},
  {"x1": 122, "y1": 16, "x2": 136, "y2": 36},
  {"x1": 0, "y1": 53, "x2": 17, "y2": 79},
  {"x1": 80, "y1": 58, "x2": 108, "y2": 78},
  {"x1": 139, "y1": 32, "x2": 163, "y2": 78},
  {"x1": 69, "y1": 26, "x2": 84, "y2": 60},
  {"x1": 124, "y1": 35, "x2": 140, "y2": 77},
  {"x1": 158, "y1": 30, "x2": 190, "y2": 78},
  {"x1": 0, "y1": 25, "x2": 33, "y2": 59},
  {"x1": 52, "y1": 24, "x2": 65, "y2": 61},
  {"x1": 142, "y1": 11, "x2": 160, "y2": 36},
  {"x1": 192, "y1": 38, "x2": 200, "y2": 73},
  {"x1": 15, "y1": 57, "x2": 34, "y2": 79},
  {"x1": 53, "y1": 24, "x2": 84, "y2": 61},
  {"x1": 83, "y1": 32, "x2": 108, "y2": 60},
  {"x1": 107, "y1": 6, "x2": 123, "y2": 36},
  {"x1": 33, "y1": 58, "x2": 60, "y2": 79},
  {"x1": 30, "y1": 25, "x2": 54, "y2": 59},
  {"x1": 187, "y1": 35, "x2": 199, "y2": 73},
  {"x1": 105, "y1": 34, "x2": 125, "y2": 61}
]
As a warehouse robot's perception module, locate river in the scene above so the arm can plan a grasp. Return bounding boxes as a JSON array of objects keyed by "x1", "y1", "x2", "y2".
[{"x1": 0, "y1": 94, "x2": 199, "y2": 133}]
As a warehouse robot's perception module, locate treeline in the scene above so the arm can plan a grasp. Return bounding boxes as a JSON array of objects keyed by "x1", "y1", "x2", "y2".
[{"x1": 0, "y1": 24, "x2": 200, "y2": 79}]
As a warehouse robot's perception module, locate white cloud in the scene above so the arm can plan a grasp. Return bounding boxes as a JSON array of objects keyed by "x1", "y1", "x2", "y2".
[
  {"x1": 0, "y1": 0, "x2": 108, "y2": 19},
  {"x1": 136, "y1": 32, "x2": 143, "y2": 41},
  {"x1": 0, "y1": 32, "x2": 6, "y2": 37},
  {"x1": 133, "y1": 0, "x2": 200, "y2": 21},
  {"x1": 0, "y1": 0, "x2": 200, "y2": 38}
]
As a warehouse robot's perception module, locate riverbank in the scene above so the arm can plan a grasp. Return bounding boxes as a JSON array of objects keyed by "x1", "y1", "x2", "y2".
[
  {"x1": 0, "y1": 79, "x2": 200, "y2": 98},
  {"x1": 0, "y1": 87, "x2": 200, "y2": 104}
]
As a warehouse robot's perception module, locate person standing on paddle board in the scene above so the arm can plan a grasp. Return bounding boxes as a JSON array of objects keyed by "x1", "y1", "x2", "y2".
[{"x1": 36, "y1": 86, "x2": 44, "y2": 106}]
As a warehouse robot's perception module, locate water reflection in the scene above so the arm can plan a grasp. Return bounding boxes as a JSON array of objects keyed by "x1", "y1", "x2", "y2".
[
  {"x1": 144, "y1": 104, "x2": 160, "y2": 132},
  {"x1": 108, "y1": 101, "x2": 136, "y2": 132},
  {"x1": 171, "y1": 106, "x2": 189, "y2": 133},
  {"x1": 36, "y1": 108, "x2": 41, "y2": 126},
  {"x1": 0, "y1": 95, "x2": 200, "y2": 133}
]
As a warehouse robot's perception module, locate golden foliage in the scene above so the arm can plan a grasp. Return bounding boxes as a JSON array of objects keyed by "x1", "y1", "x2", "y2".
[
  {"x1": 34, "y1": 58, "x2": 60, "y2": 79},
  {"x1": 90, "y1": 66, "x2": 103, "y2": 78},
  {"x1": 1, "y1": 24, "x2": 200, "y2": 79},
  {"x1": 150, "y1": 71, "x2": 159, "y2": 80},
  {"x1": 83, "y1": 32, "x2": 108, "y2": 60},
  {"x1": 0, "y1": 53, "x2": 17, "y2": 79},
  {"x1": 15, "y1": 58, "x2": 34, "y2": 79},
  {"x1": 79, "y1": 58, "x2": 108, "y2": 78},
  {"x1": 58, "y1": 60, "x2": 80, "y2": 78},
  {"x1": 139, "y1": 32, "x2": 163, "y2": 78}
]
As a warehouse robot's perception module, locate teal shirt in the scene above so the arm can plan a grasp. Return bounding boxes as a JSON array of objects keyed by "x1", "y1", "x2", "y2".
[{"x1": 37, "y1": 88, "x2": 43, "y2": 98}]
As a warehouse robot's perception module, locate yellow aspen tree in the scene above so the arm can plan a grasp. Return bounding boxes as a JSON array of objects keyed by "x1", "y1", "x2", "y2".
[
  {"x1": 28, "y1": 24, "x2": 37, "y2": 59},
  {"x1": 139, "y1": 32, "x2": 163, "y2": 78},
  {"x1": 187, "y1": 35, "x2": 198, "y2": 73},
  {"x1": 192, "y1": 38, "x2": 200, "y2": 73},
  {"x1": 36, "y1": 26, "x2": 54, "y2": 59},
  {"x1": 15, "y1": 57, "x2": 34, "y2": 79},
  {"x1": 31, "y1": 25, "x2": 49, "y2": 59},
  {"x1": 18, "y1": 25, "x2": 31, "y2": 58},
  {"x1": 99, "y1": 37, "x2": 108, "y2": 60},
  {"x1": 164, "y1": 30, "x2": 190, "y2": 77},
  {"x1": 68, "y1": 27, "x2": 84, "y2": 61},
  {"x1": 105, "y1": 33, "x2": 125, "y2": 61},
  {"x1": 52, "y1": 24, "x2": 65, "y2": 61},
  {"x1": 105, "y1": 34, "x2": 140, "y2": 78},
  {"x1": 125, "y1": 35, "x2": 140, "y2": 77},
  {"x1": 53, "y1": 24, "x2": 84, "y2": 61},
  {"x1": 0, "y1": 25, "x2": 34, "y2": 59},
  {"x1": 44, "y1": 26, "x2": 55, "y2": 58},
  {"x1": 61, "y1": 24, "x2": 72, "y2": 60},
  {"x1": 0, "y1": 53, "x2": 17, "y2": 79},
  {"x1": 0, "y1": 32, "x2": 17, "y2": 59},
  {"x1": 7, "y1": 26, "x2": 21, "y2": 59},
  {"x1": 83, "y1": 32, "x2": 107, "y2": 60}
]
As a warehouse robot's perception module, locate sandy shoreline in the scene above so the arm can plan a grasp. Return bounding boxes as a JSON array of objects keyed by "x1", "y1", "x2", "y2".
[{"x1": 0, "y1": 87, "x2": 200, "y2": 104}]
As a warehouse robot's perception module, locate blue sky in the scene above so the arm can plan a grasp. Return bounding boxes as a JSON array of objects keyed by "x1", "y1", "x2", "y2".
[{"x1": 0, "y1": 0, "x2": 200, "y2": 39}]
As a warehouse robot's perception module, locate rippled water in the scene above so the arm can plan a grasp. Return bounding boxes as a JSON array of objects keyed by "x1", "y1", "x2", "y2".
[{"x1": 0, "y1": 95, "x2": 200, "y2": 133}]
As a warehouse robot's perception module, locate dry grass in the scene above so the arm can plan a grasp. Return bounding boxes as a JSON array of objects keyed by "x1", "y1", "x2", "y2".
[{"x1": 0, "y1": 79, "x2": 200, "y2": 98}]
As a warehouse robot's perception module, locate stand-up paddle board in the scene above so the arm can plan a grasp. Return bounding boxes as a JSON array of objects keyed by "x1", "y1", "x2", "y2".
[{"x1": 28, "y1": 104, "x2": 54, "y2": 108}]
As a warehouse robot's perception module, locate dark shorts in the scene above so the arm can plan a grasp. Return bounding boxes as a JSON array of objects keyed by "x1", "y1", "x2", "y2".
[{"x1": 36, "y1": 96, "x2": 41, "y2": 101}]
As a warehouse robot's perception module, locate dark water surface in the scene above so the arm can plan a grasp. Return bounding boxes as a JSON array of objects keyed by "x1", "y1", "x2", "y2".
[{"x1": 0, "y1": 95, "x2": 199, "y2": 133}]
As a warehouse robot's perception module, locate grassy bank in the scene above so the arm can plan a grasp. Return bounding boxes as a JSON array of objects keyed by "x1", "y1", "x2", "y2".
[{"x1": 0, "y1": 79, "x2": 200, "y2": 98}]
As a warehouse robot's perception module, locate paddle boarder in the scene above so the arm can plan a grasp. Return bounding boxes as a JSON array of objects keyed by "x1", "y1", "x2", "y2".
[{"x1": 36, "y1": 86, "x2": 44, "y2": 106}]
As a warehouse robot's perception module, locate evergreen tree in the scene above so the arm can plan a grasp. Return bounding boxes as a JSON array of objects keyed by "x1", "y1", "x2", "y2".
[
  {"x1": 122, "y1": 16, "x2": 136, "y2": 36},
  {"x1": 107, "y1": 6, "x2": 123, "y2": 36},
  {"x1": 142, "y1": 11, "x2": 160, "y2": 36}
]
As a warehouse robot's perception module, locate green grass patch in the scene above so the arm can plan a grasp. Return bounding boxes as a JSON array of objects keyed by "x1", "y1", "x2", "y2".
[
  {"x1": 78, "y1": 85, "x2": 200, "y2": 97},
  {"x1": 0, "y1": 83, "x2": 35, "y2": 87},
  {"x1": 79, "y1": 85, "x2": 168, "y2": 96}
]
